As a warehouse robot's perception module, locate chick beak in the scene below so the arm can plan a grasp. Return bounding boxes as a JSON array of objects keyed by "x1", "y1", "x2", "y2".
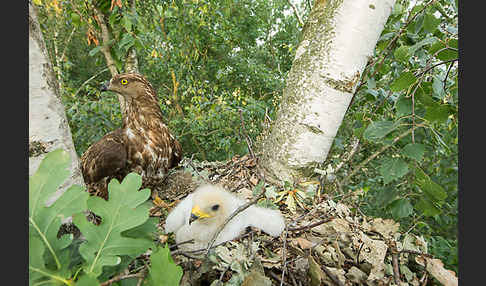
[
  {"x1": 189, "y1": 213, "x2": 199, "y2": 224},
  {"x1": 189, "y1": 205, "x2": 210, "y2": 224},
  {"x1": 100, "y1": 81, "x2": 110, "y2": 92}
]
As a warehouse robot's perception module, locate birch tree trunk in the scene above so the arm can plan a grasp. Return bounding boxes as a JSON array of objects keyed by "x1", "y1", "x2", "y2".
[
  {"x1": 29, "y1": 3, "x2": 84, "y2": 204},
  {"x1": 260, "y1": 0, "x2": 396, "y2": 182}
]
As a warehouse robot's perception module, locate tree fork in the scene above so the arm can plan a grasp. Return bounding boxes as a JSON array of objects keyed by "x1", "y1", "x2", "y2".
[{"x1": 259, "y1": 0, "x2": 396, "y2": 182}]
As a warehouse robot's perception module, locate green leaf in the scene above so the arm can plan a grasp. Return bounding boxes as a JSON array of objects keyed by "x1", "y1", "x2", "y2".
[
  {"x1": 390, "y1": 72, "x2": 417, "y2": 92},
  {"x1": 390, "y1": 198, "x2": 413, "y2": 219},
  {"x1": 415, "y1": 197, "x2": 442, "y2": 217},
  {"x1": 29, "y1": 149, "x2": 89, "y2": 275},
  {"x1": 395, "y1": 96, "x2": 412, "y2": 117},
  {"x1": 122, "y1": 15, "x2": 132, "y2": 32},
  {"x1": 363, "y1": 121, "x2": 398, "y2": 142},
  {"x1": 73, "y1": 173, "x2": 153, "y2": 277},
  {"x1": 29, "y1": 235, "x2": 46, "y2": 284},
  {"x1": 410, "y1": 37, "x2": 438, "y2": 54},
  {"x1": 146, "y1": 245, "x2": 183, "y2": 286},
  {"x1": 379, "y1": 158, "x2": 409, "y2": 184},
  {"x1": 375, "y1": 186, "x2": 398, "y2": 208},
  {"x1": 119, "y1": 34, "x2": 135, "y2": 52},
  {"x1": 77, "y1": 273, "x2": 100, "y2": 286},
  {"x1": 401, "y1": 143, "x2": 426, "y2": 161},
  {"x1": 432, "y1": 76, "x2": 445, "y2": 98},
  {"x1": 429, "y1": 41, "x2": 458, "y2": 61},
  {"x1": 121, "y1": 216, "x2": 158, "y2": 241},
  {"x1": 424, "y1": 14, "x2": 440, "y2": 33},
  {"x1": 424, "y1": 104, "x2": 450, "y2": 123},
  {"x1": 88, "y1": 46, "x2": 102, "y2": 57},
  {"x1": 394, "y1": 46, "x2": 411, "y2": 63},
  {"x1": 415, "y1": 168, "x2": 447, "y2": 201}
]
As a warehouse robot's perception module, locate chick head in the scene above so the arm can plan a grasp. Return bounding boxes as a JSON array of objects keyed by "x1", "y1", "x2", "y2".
[{"x1": 189, "y1": 185, "x2": 230, "y2": 225}]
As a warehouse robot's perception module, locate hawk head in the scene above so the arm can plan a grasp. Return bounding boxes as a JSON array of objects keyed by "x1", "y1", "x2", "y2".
[{"x1": 101, "y1": 73, "x2": 157, "y2": 101}]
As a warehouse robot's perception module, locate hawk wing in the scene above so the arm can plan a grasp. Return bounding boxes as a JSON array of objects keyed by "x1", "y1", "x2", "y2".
[
  {"x1": 170, "y1": 137, "x2": 183, "y2": 169},
  {"x1": 81, "y1": 128, "x2": 127, "y2": 184}
]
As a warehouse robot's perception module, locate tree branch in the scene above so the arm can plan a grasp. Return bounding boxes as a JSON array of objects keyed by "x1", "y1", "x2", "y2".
[{"x1": 287, "y1": 0, "x2": 304, "y2": 27}]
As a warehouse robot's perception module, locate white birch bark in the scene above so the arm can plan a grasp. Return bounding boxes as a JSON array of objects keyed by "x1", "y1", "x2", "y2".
[
  {"x1": 29, "y1": 3, "x2": 84, "y2": 205},
  {"x1": 260, "y1": 0, "x2": 396, "y2": 181}
]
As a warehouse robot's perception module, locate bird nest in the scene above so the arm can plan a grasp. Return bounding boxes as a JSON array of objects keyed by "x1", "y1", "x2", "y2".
[{"x1": 148, "y1": 154, "x2": 457, "y2": 286}]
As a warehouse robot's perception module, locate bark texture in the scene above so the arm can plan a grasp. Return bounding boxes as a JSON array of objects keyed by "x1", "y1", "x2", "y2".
[
  {"x1": 260, "y1": 0, "x2": 396, "y2": 181},
  {"x1": 29, "y1": 3, "x2": 84, "y2": 205}
]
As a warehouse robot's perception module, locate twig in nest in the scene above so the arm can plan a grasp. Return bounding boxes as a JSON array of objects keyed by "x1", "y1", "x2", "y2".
[
  {"x1": 269, "y1": 271, "x2": 291, "y2": 286},
  {"x1": 135, "y1": 269, "x2": 147, "y2": 286},
  {"x1": 238, "y1": 109, "x2": 255, "y2": 159},
  {"x1": 391, "y1": 250, "x2": 402, "y2": 285},
  {"x1": 280, "y1": 225, "x2": 289, "y2": 286},
  {"x1": 288, "y1": 216, "x2": 334, "y2": 232},
  {"x1": 169, "y1": 239, "x2": 195, "y2": 250},
  {"x1": 399, "y1": 249, "x2": 434, "y2": 258},
  {"x1": 172, "y1": 229, "x2": 256, "y2": 256},
  {"x1": 204, "y1": 181, "x2": 266, "y2": 256},
  {"x1": 289, "y1": 271, "x2": 299, "y2": 286},
  {"x1": 356, "y1": 242, "x2": 365, "y2": 265},
  {"x1": 321, "y1": 263, "x2": 345, "y2": 286},
  {"x1": 100, "y1": 273, "x2": 143, "y2": 286},
  {"x1": 185, "y1": 154, "x2": 209, "y2": 183}
]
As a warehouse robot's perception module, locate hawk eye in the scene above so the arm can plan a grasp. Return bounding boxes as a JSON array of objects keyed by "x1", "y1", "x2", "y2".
[
  {"x1": 120, "y1": 79, "x2": 128, "y2": 85},
  {"x1": 211, "y1": 204, "x2": 219, "y2": 211}
]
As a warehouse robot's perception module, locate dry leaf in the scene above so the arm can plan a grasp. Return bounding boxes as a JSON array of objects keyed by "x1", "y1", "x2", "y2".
[
  {"x1": 249, "y1": 175, "x2": 259, "y2": 186},
  {"x1": 110, "y1": 0, "x2": 122, "y2": 11},
  {"x1": 292, "y1": 237, "x2": 313, "y2": 250},
  {"x1": 416, "y1": 256, "x2": 458, "y2": 286},
  {"x1": 159, "y1": 234, "x2": 168, "y2": 244},
  {"x1": 153, "y1": 195, "x2": 168, "y2": 207},
  {"x1": 308, "y1": 255, "x2": 325, "y2": 286}
]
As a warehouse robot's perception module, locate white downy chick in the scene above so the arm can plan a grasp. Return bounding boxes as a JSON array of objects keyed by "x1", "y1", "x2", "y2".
[{"x1": 165, "y1": 184, "x2": 285, "y2": 251}]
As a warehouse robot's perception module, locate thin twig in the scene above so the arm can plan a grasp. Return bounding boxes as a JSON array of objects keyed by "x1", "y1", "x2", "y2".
[
  {"x1": 443, "y1": 60, "x2": 456, "y2": 94},
  {"x1": 334, "y1": 138, "x2": 360, "y2": 174},
  {"x1": 270, "y1": 271, "x2": 291, "y2": 286},
  {"x1": 239, "y1": 109, "x2": 255, "y2": 159},
  {"x1": 74, "y1": 68, "x2": 109, "y2": 97},
  {"x1": 169, "y1": 239, "x2": 195, "y2": 250},
  {"x1": 287, "y1": 0, "x2": 304, "y2": 27},
  {"x1": 391, "y1": 251, "x2": 402, "y2": 285},
  {"x1": 280, "y1": 225, "x2": 289, "y2": 286},
  {"x1": 288, "y1": 216, "x2": 334, "y2": 232},
  {"x1": 100, "y1": 273, "x2": 143, "y2": 286},
  {"x1": 321, "y1": 264, "x2": 345, "y2": 286}
]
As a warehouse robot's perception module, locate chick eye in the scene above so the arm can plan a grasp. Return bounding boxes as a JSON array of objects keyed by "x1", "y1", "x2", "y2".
[
  {"x1": 120, "y1": 79, "x2": 128, "y2": 85},
  {"x1": 211, "y1": 205, "x2": 219, "y2": 211}
]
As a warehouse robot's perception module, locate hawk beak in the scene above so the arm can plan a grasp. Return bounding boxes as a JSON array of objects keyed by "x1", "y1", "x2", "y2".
[
  {"x1": 189, "y1": 205, "x2": 211, "y2": 224},
  {"x1": 100, "y1": 81, "x2": 110, "y2": 92}
]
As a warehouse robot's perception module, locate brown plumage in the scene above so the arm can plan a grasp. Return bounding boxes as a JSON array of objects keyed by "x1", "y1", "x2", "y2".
[{"x1": 81, "y1": 73, "x2": 182, "y2": 200}]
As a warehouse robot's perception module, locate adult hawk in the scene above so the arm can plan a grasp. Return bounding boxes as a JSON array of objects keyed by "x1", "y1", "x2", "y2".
[{"x1": 81, "y1": 73, "x2": 182, "y2": 199}]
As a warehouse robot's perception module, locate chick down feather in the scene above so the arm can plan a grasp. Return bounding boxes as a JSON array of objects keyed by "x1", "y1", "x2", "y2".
[{"x1": 165, "y1": 184, "x2": 285, "y2": 251}]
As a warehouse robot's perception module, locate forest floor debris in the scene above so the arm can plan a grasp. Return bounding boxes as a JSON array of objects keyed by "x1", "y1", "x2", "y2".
[{"x1": 147, "y1": 154, "x2": 457, "y2": 286}]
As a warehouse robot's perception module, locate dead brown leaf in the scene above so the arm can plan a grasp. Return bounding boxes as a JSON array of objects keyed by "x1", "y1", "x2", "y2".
[
  {"x1": 292, "y1": 237, "x2": 313, "y2": 250},
  {"x1": 416, "y1": 256, "x2": 458, "y2": 286}
]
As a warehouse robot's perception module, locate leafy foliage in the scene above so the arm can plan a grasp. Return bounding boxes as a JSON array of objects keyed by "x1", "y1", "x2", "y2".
[
  {"x1": 72, "y1": 173, "x2": 153, "y2": 277},
  {"x1": 29, "y1": 149, "x2": 88, "y2": 285},
  {"x1": 29, "y1": 150, "x2": 182, "y2": 285},
  {"x1": 146, "y1": 244, "x2": 183, "y2": 286}
]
